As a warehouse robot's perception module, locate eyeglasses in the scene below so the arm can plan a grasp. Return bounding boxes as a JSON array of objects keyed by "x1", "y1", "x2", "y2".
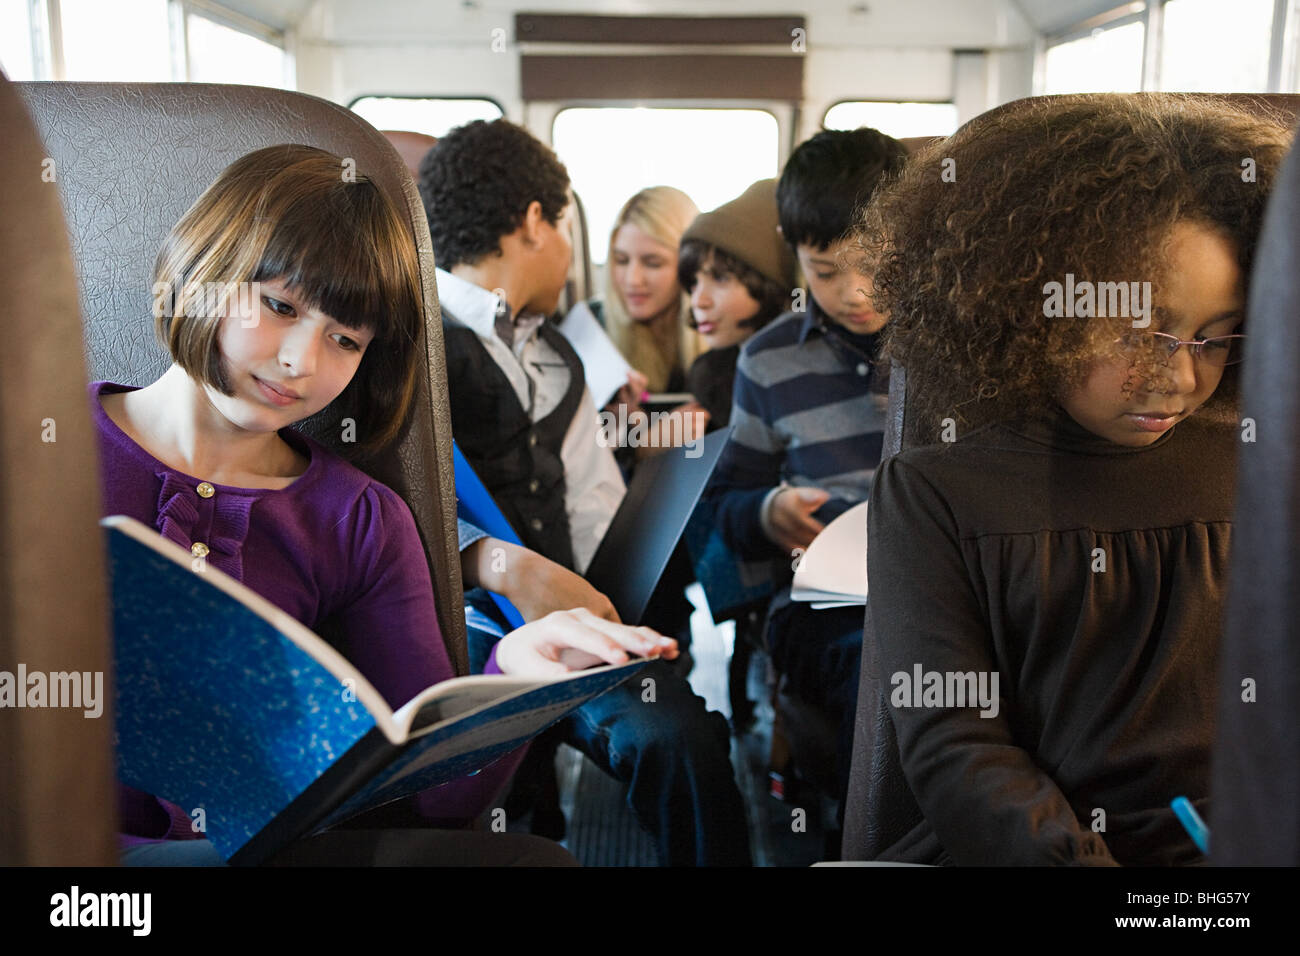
[{"x1": 1114, "y1": 330, "x2": 1246, "y2": 367}]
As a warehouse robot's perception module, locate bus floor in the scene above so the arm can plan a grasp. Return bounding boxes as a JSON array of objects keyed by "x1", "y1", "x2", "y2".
[{"x1": 508, "y1": 583, "x2": 840, "y2": 867}]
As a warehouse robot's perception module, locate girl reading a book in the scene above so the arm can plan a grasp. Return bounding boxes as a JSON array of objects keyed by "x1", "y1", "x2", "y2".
[
  {"x1": 94, "y1": 144, "x2": 674, "y2": 865},
  {"x1": 857, "y1": 95, "x2": 1291, "y2": 865}
]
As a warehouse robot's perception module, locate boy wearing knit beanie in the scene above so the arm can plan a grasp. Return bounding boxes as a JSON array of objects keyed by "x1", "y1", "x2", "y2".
[
  {"x1": 677, "y1": 179, "x2": 795, "y2": 428},
  {"x1": 703, "y1": 128, "x2": 908, "y2": 824}
]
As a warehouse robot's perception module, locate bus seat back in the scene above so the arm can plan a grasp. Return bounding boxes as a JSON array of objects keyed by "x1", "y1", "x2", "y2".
[
  {"x1": 382, "y1": 129, "x2": 438, "y2": 179},
  {"x1": 1214, "y1": 113, "x2": 1300, "y2": 864},
  {"x1": 0, "y1": 72, "x2": 114, "y2": 864}
]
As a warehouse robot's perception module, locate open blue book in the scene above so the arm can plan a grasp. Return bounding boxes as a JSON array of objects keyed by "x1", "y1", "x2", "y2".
[{"x1": 104, "y1": 516, "x2": 644, "y2": 865}]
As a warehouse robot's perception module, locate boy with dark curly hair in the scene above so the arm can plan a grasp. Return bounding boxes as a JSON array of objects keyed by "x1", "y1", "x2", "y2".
[
  {"x1": 704, "y1": 127, "x2": 907, "y2": 814},
  {"x1": 418, "y1": 119, "x2": 750, "y2": 866},
  {"x1": 859, "y1": 94, "x2": 1290, "y2": 865}
]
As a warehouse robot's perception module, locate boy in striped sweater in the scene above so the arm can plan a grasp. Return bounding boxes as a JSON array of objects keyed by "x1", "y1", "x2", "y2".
[{"x1": 706, "y1": 127, "x2": 907, "y2": 811}]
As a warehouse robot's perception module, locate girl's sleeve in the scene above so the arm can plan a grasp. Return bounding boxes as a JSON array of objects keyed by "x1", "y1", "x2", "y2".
[
  {"x1": 333, "y1": 483, "x2": 523, "y2": 823},
  {"x1": 867, "y1": 455, "x2": 1118, "y2": 866}
]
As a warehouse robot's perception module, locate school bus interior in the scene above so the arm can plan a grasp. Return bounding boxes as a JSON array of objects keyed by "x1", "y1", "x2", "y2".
[{"x1": 2, "y1": 0, "x2": 1299, "y2": 874}]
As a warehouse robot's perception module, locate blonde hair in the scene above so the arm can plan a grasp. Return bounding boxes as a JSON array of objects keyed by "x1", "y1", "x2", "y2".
[
  {"x1": 603, "y1": 186, "x2": 702, "y2": 392},
  {"x1": 153, "y1": 144, "x2": 423, "y2": 457}
]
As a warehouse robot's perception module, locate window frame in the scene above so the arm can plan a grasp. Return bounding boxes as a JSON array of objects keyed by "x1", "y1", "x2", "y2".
[
  {"x1": 22, "y1": 0, "x2": 288, "y2": 82},
  {"x1": 346, "y1": 93, "x2": 508, "y2": 138},
  {"x1": 819, "y1": 98, "x2": 960, "y2": 138},
  {"x1": 0, "y1": 0, "x2": 45, "y2": 80},
  {"x1": 546, "y1": 99, "x2": 787, "y2": 155},
  {"x1": 1036, "y1": 0, "x2": 1295, "y2": 95},
  {"x1": 175, "y1": 0, "x2": 282, "y2": 50},
  {"x1": 547, "y1": 101, "x2": 786, "y2": 267},
  {"x1": 176, "y1": 1, "x2": 291, "y2": 87},
  {"x1": 1040, "y1": 3, "x2": 1150, "y2": 95}
]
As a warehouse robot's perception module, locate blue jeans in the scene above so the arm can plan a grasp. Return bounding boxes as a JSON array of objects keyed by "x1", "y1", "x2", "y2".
[
  {"x1": 466, "y1": 591, "x2": 751, "y2": 866},
  {"x1": 766, "y1": 591, "x2": 865, "y2": 810}
]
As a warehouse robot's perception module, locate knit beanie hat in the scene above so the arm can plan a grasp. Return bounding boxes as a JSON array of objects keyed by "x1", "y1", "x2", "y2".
[{"x1": 681, "y1": 179, "x2": 796, "y2": 290}]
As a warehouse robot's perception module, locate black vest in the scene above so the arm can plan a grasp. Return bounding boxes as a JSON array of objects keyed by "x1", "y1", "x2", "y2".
[{"x1": 443, "y1": 313, "x2": 586, "y2": 569}]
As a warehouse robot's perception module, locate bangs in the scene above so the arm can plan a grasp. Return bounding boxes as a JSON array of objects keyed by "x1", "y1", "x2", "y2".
[
  {"x1": 677, "y1": 240, "x2": 739, "y2": 289},
  {"x1": 677, "y1": 239, "x2": 707, "y2": 290},
  {"x1": 248, "y1": 169, "x2": 420, "y2": 343}
]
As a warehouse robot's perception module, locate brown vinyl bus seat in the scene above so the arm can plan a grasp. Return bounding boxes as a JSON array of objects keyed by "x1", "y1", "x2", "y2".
[
  {"x1": 16, "y1": 81, "x2": 471, "y2": 675},
  {"x1": 382, "y1": 129, "x2": 438, "y2": 179},
  {"x1": 841, "y1": 91, "x2": 1300, "y2": 862},
  {"x1": 0, "y1": 71, "x2": 115, "y2": 865},
  {"x1": 897, "y1": 135, "x2": 943, "y2": 154}
]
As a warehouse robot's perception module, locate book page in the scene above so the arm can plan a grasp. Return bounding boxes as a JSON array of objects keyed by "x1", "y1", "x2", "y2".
[
  {"x1": 790, "y1": 501, "x2": 869, "y2": 604},
  {"x1": 394, "y1": 659, "x2": 643, "y2": 736},
  {"x1": 318, "y1": 661, "x2": 646, "y2": 827}
]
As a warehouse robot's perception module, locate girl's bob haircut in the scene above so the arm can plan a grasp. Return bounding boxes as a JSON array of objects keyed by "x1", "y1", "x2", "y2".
[
  {"x1": 152, "y1": 143, "x2": 423, "y2": 458},
  {"x1": 859, "y1": 93, "x2": 1293, "y2": 441}
]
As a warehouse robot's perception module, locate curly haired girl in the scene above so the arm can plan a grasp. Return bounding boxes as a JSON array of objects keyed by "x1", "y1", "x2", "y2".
[{"x1": 859, "y1": 94, "x2": 1291, "y2": 865}]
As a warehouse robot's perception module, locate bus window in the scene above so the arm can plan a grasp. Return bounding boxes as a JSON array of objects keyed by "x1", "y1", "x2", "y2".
[
  {"x1": 349, "y1": 96, "x2": 504, "y2": 140},
  {"x1": 0, "y1": 0, "x2": 36, "y2": 79},
  {"x1": 1043, "y1": 19, "x2": 1145, "y2": 94},
  {"x1": 59, "y1": 0, "x2": 172, "y2": 81},
  {"x1": 551, "y1": 106, "x2": 779, "y2": 265},
  {"x1": 1159, "y1": 0, "x2": 1274, "y2": 92},
  {"x1": 185, "y1": 13, "x2": 290, "y2": 89},
  {"x1": 822, "y1": 101, "x2": 959, "y2": 138}
]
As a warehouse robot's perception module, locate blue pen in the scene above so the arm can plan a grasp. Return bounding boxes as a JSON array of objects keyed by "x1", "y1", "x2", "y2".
[{"x1": 1171, "y1": 796, "x2": 1210, "y2": 855}]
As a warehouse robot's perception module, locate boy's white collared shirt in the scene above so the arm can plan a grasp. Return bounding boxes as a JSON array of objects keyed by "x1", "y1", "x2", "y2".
[{"x1": 435, "y1": 267, "x2": 624, "y2": 573}]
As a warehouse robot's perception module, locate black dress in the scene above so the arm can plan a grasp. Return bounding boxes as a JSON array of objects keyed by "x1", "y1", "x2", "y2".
[{"x1": 866, "y1": 404, "x2": 1235, "y2": 865}]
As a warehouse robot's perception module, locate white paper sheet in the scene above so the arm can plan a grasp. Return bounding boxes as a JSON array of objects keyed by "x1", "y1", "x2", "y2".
[
  {"x1": 558, "y1": 301, "x2": 634, "y2": 408},
  {"x1": 790, "y1": 500, "x2": 869, "y2": 606}
]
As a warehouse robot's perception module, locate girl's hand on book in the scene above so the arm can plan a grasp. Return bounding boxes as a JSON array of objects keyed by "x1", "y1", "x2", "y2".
[{"x1": 495, "y1": 608, "x2": 678, "y2": 677}]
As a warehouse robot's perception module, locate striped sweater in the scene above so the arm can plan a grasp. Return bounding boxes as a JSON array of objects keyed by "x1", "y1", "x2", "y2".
[{"x1": 706, "y1": 298, "x2": 890, "y2": 559}]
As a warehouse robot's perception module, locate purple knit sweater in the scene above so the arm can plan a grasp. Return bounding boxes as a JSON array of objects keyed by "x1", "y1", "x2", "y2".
[{"x1": 91, "y1": 382, "x2": 520, "y2": 847}]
